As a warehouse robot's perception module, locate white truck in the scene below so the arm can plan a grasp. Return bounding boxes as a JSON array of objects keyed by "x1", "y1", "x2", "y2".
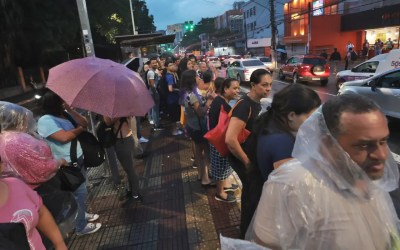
[{"x1": 336, "y1": 49, "x2": 400, "y2": 90}]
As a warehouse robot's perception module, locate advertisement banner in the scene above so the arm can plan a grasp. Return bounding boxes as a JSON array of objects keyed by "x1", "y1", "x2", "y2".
[{"x1": 247, "y1": 38, "x2": 271, "y2": 48}]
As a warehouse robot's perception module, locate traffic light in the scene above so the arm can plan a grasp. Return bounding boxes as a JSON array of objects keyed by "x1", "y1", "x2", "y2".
[
  {"x1": 184, "y1": 21, "x2": 194, "y2": 32},
  {"x1": 189, "y1": 21, "x2": 194, "y2": 32}
]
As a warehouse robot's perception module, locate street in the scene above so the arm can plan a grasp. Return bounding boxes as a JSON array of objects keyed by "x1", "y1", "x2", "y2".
[{"x1": 237, "y1": 70, "x2": 400, "y2": 164}]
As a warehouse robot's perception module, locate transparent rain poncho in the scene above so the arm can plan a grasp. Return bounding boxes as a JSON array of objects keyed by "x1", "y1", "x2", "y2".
[
  {"x1": 0, "y1": 131, "x2": 59, "y2": 188},
  {"x1": 0, "y1": 101, "x2": 36, "y2": 134},
  {"x1": 245, "y1": 107, "x2": 400, "y2": 250}
]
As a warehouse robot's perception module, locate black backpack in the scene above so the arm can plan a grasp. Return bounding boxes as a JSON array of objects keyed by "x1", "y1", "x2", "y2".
[
  {"x1": 96, "y1": 118, "x2": 125, "y2": 148},
  {"x1": 63, "y1": 112, "x2": 105, "y2": 167}
]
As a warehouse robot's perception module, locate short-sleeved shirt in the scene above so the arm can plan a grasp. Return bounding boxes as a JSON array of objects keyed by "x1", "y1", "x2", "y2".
[
  {"x1": 208, "y1": 95, "x2": 231, "y2": 130},
  {"x1": 147, "y1": 69, "x2": 159, "y2": 88},
  {"x1": 257, "y1": 133, "x2": 294, "y2": 181},
  {"x1": 0, "y1": 177, "x2": 45, "y2": 250},
  {"x1": 231, "y1": 95, "x2": 261, "y2": 132},
  {"x1": 38, "y1": 114, "x2": 83, "y2": 163},
  {"x1": 165, "y1": 72, "x2": 179, "y2": 104}
]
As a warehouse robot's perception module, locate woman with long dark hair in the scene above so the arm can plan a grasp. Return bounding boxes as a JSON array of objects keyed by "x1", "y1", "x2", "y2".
[
  {"x1": 37, "y1": 91, "x2": 101, "y2": 235},
  {"x1": 245, "y1": 84, "x2": 321, "y2": 235},
  {"x1": 181, "y1": 70, "x2": 214, "y2": 186},
  {"x1": 208, "y1": 78, "x2": 240, "y2": 202}
]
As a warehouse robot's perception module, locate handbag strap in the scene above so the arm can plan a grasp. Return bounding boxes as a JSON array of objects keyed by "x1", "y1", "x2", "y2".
[
  {"x1": 70, "y1": 137, "x2": 78, "y2": 165},
  {"x1": 61, "y1": 111, "x2": 79, "y2": 165},
  {"x1": 228, "y1": 99, "x2": 252, "y2": 121}
]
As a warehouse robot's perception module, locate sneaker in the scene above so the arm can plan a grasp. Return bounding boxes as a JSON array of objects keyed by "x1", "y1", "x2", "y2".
[
  {"x1": 139, "y1": 137, "x2": 149, "y2": 143},
  {"x1": 85, "y1": 213, "x2": 99, "y2": 222},
  {"x1": 131, "y1": 194, "x2": 143, "y2": 202},
  {"x1": 215, "y1": 193, "x2": 237, "y2": 203},
  {"x1": 76, "y1": 223, "x2": 102, "y2": 235},
  {"x1": 149, "y1": 120, "x2": 154, "y2": 125},
  {"x1": 152, "y1": 127, "x2": 165, "y2": 131},
  {"x1": 172, "y1": 129, "x2": 183, "y2": 136},
  {"x1": 224, "y1": 184, "x2": 239, "y2": 192},
  {"x1": 190, "y1": 156, "x2": 195, "y2": 161}
]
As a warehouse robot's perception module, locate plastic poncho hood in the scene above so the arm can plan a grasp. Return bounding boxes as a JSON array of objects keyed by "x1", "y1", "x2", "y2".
[
  {"x1": 293, "y1": 106, "x2": 399, "y2": 193},
  {"x1": 0, "y1": 101, "x2": 36, "y2": 134},
  {"x1": 245, "y1": 106, "x2": 400, "y2": 250}
]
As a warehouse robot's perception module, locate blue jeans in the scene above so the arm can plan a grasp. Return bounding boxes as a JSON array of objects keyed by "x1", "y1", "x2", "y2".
[
  {"x1": 149, "y1": 88, "x2": 160, "y2": 127},
  {"x1": 73, "y1": 166, "x2": 88, "y2": 231}
]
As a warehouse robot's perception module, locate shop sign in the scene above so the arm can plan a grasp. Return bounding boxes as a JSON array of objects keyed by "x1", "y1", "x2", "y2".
[{"x1": 247, "y1": 38, "x2": 271, "y2": 48}]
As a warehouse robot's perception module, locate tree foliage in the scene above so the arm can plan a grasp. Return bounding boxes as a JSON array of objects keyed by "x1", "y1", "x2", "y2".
[
  {"x1": 0, "y1": 0, "x2": 156, "y2": 88},
  {"x1": 86, "y1": 0, "x2": 156, "y2": 44}
]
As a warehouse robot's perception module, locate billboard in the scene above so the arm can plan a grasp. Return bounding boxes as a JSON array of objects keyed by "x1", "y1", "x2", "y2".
[
  {"x1": 313, "y1": 0, "x2": 324, "y2": 16},
  {"x1": 247, "y1": 38, "x2": 271, "y2": 48}
]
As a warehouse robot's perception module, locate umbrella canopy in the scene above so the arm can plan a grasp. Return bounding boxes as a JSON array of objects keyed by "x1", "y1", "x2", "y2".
[{"x1": 47, "y1": 57, "x2": 154, "y2": 118}]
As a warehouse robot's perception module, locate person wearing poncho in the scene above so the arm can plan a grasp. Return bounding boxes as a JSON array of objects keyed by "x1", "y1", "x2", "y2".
[{"x1": 246, "y1": 94, "x2": 400, "y2": 249}]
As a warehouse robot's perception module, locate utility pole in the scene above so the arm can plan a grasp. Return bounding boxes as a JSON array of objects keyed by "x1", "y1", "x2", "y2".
[
  {"x1": 269, "y1": 0, "x2": 277, "y2": 66},
  {"x1": 76, "y1": 0, "x2": 95, "y2": 56},
  {"x1": 307, "y1": 2, "x2": 312, "y2": 54},
  {"x1": 129, "y1": 0, "x2": 137, "y2": 35}
]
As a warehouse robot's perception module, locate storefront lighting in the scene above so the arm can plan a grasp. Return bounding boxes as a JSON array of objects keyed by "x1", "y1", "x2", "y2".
[
  {"x1": 300, "y1": 30, "x2": 305, "y2": 35},
  {"x1": 294, "y1": 31, "x2": 298, "y2": 36}
]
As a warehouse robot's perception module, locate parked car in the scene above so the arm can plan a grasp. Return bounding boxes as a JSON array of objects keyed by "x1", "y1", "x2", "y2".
[
  {"x1": 223, "y1": 55, "x2": 242, "y2": 67},
  {"x1": 337, "y1": 68, "x2": 400, "y2": 119},
  {"x1": 254, "y1": 56, "x2": 274, "y2": 70},
  {"x1": 279, "y1": 55, "x2": 330, "y2": 86},
  {"x1": 226, "y1": 58, "x2": 268, "y2": 83},
  {"x1": 207, "y1": 56, "x2": 221, "y2": 69},
  {"x1": 122, "y1": 57, "x2": 149, "y2": 72},
  {"x1": 336, "y1": 49, "x2": 400, "y2": 90}
]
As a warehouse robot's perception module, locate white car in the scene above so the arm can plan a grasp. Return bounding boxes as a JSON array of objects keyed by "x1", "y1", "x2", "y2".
[
  {"x1": 223, "y1": 55, "x2": 242, "y2": 67},
  {"x1": 336, "y1": 49, "x2": 400, "y2": 90},
  {"x1": 338, "y1": 68, "x2": 400, "y2": 119},
  {"x1": 226, "y1": 59, "x2": 268, "y2": 82},
  {"x1": 207, "y1": 57, "x2": 221, "y2": 69},
  {"x1": 254, "y1": 56, "x2": 274, "y2": 70}
]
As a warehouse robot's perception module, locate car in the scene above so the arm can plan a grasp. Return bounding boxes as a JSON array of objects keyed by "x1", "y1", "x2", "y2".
[
  {"x1": 279, "y1": 55, "x2": 330, "y2": 86},
  {"x1": 207, "y1": 56, "x2": 221, "y2": 69},
  {"x1": 223, "y1": 55, "x2": 242, "y2": 67},
  {"x1": 337, "y1": 68, "x2": 400, "y2": 119},
  {"x1": 336, "y1": 49, "x2": 400, "y2": 90},
  {"x1": 226, "y1": 58, "x2": 268, "y2": 83},
  {"x1": 254, "y1": 56, "x2": 274, "y2": 70},
  {"x1": 122, "y1": 57, "x2": 149, "y2": 72}
]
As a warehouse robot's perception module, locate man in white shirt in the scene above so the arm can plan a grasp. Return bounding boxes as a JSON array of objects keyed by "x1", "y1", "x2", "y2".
[{"x1": 246, "y1": 94, "x2": 400, "y2": 249}]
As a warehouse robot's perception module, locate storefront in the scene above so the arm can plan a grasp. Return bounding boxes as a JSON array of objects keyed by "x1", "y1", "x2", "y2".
[{"x1": 341, "y1": 3, "x2": 400, "y2": 57}]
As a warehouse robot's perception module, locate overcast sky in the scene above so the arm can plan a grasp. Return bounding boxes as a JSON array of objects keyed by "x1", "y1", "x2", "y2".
[{"x1": 146, "y1": 0, "x2": 236, "y2": 30}]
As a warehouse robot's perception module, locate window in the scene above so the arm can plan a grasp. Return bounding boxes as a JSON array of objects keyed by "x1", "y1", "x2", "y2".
[
  {"x1": 253, "y1": 6, "x2": 256, "y2": 15},
  {"x1": 354, "y1": 61, "x2": 379, "y2": 73},
  {"x1": 247, "y1": 10, "x2": 250, "y2": 18},
  {"x1": 302, "y1": 57, "x2": 326, "y2": 65},
  {"x1": 243, "y1": 60, "x2": 264, "y2": 67},
  {"x1": 379, "y1": 70, "x2": 400, "y2": 88},
  {"x1": 253, "y1": 21, "x2": 257, "y2": 29}
]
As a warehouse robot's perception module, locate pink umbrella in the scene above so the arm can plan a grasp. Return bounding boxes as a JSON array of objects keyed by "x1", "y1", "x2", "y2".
[{"x1": 46, "y1": 56, "x2": 154, "y2": 118}]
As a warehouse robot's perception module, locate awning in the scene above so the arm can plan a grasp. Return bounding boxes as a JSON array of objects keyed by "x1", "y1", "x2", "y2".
[{"x1": 117, "y1": 34, "x2": 176, "y2": 47}]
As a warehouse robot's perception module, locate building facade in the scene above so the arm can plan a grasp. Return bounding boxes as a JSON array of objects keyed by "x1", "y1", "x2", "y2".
[
  {"x1": 243, "y1": 0, "x2": 285, "y2": 56},
  {"x1": 166, "y1": 23, "x2": 185, "y2": 46},
  {"x1": 283, "y1": 0, "x2": 399, "y2": 58}
]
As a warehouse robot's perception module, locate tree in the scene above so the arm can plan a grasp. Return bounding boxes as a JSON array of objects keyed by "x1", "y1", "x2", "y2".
[{"x1": 86, "y1": 0, "x2": 156, "y2": 44}]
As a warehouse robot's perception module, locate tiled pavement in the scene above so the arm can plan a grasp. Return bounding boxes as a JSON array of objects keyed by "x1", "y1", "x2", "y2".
[{"x1": 66, "y1": 121, "x2": 242, "y2": 250}]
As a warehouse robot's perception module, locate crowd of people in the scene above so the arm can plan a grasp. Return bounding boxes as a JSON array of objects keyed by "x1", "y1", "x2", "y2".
[{"x1": 1, "y1": 51, "x2": 400, "y2": 249}]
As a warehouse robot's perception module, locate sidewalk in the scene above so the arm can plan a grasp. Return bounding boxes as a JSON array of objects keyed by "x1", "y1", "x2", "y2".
[{"x1": 66, "y1": 120, "x2": 242, "y2": 249}]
